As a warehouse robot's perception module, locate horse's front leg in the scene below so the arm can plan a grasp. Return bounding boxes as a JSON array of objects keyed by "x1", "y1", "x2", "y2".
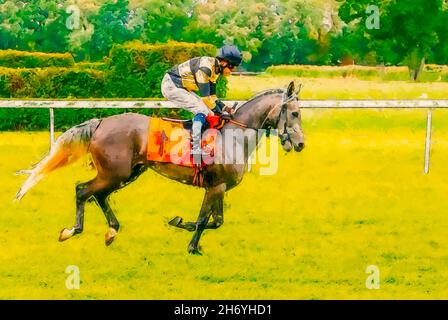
[
  {"x1": 204, "y1": 196, "x2": 223, "y2": 229},
  {"x1": 187, "y1": 183, "x2": 226, "y2": 255},
  {"x1": 169, "y1": 196, "x2": 223, "y2": 232}
]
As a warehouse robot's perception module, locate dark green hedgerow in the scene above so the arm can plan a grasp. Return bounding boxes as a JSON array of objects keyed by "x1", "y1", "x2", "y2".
[{"x1": 0, "y1": 42, "x2": 227, "y2": 130}]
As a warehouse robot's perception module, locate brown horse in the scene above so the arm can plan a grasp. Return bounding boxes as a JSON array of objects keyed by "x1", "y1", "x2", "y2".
[{"x1": 15, "y1": 81, "x2": 305, "y2": 254}]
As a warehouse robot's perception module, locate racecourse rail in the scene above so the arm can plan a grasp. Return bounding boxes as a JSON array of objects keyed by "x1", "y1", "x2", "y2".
[{"x1": 2, "y1": 99, "x2": 448, "y2": 174}]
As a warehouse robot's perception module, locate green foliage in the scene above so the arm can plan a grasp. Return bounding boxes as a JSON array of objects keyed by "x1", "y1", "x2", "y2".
[
  {"x1": 0, "y1": 0, "x2": 71, "y2": 53},
  {"x1": 0, "y1": 0, "x2": 343, "y2": 69},
  {"x1": 266, "y1": 64, "x2": 448, "y2": 82},
  {"x1": 0, "y1": 108, "x2": 50, "y2": 131},
  {"x1": 74, "y1": 62, "x2": 108, "y2": 71},
  {"x1": 2, "y1": 0, "x2": 448, "y2": 72},
  {"x1": 0, "y1": 67, "x2": 105, "y2": 98},
  {"x1": 250, "y1": 21, "x2": 319, "y2": 70},
  {"x1": 0, "y1": 41, "x2": 227, "y2": 100},
  {"x1": 0, "y1": 107, "x2": 197, "y2": 131},
  {"x1": 0, "y1": 41, "x2": 228, "y2": 130},
  {"x1": 431, "y1": 8, "x2": 448, "y2": 65},
  {"x1": 143, "y1": 0, "x2": 194, "y2": 43},
  {"x1": 0, "y1": 50, "x2": 75, "y2": 68},
  {"x1": 105, "y1": 40, "x2": 227, "y2": 98},
  {"x1": 326, "y1": 27, "x2": 370, "y2": 65},
  {"x1": 89, "y1": 0, "x2": 138, "y2": 60},
  {"x1": 339, "y1": 0, "x2": 447, "y2": 79}
]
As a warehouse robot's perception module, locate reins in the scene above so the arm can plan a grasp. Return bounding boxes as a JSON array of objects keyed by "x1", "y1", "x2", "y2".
[{"x1": 227, "y1": 92, "x2": 299, "y2": 134}]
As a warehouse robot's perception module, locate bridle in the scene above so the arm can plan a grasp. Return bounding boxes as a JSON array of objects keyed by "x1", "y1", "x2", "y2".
[
  {"x1": 228, "y1": 92, "x2": 299, "y2": 144},
  {"x1": 272, "y1": 93, "x2": 297, "y2": 145}
]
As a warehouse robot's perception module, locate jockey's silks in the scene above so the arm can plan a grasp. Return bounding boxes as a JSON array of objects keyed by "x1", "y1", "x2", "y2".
[{"x1": 167, "y1": 57, "x2": 222, "y2": 109}]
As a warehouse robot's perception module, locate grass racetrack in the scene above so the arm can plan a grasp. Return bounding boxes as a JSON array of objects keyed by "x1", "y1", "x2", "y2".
[{"x1": 2, "y1": 109, "x2": 448, "y2": 299}]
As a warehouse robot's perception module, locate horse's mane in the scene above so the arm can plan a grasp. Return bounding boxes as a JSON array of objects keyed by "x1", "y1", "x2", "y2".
[{"x1": 235, "y1": 88, "x2": 285, "y2": 114}]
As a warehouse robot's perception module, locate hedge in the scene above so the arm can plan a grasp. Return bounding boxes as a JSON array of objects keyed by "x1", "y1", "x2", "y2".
[
  {"x1": 75, "y1": 61, "x2": 108, "y2": 71},
  {"x1": 0, "y1": 42, "x2": 229, "y2": 130},
  {"x1": 105, "y1": 40, "x2": 227, "y2": 98},
  {"x1": 0, "y1": 42, "x2": 227, "y2": 99},
  {"x1": 266, "y1": 64, "x2": 448, "y2": 82},
  {"x1": 0, "y1": 50, "x2": 75, "y2": 68},
  {"x1": 0, "y1": 67, "x2": 105, "y2": 98},
  {"x1": 0, "y1": 107, "x2": 195, "y2": 131}
]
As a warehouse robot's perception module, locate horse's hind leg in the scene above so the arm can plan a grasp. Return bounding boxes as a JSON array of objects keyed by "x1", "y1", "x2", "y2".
[
  {"x1": 96, "y1": 164, "x2": 148, "y2": 245},
  {"x1": 206, "y1": 196, "x2": 224, "y2": 229},
  {"x1": 59, "y1": 177, "x2": 110, "y2": 241},
  {"x1": 94, "y1": 189, "x2": 120, "y2": 246}
]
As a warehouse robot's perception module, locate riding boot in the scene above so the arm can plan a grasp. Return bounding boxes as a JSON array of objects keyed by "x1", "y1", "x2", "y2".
[{"x1": 192, "y1": 113, "x2": 206, "y2": 166}]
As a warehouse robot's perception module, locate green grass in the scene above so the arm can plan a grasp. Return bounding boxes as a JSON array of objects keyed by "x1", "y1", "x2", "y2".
[{"x1": 2, "y1": 109, "x2": 448, "y2": 299}]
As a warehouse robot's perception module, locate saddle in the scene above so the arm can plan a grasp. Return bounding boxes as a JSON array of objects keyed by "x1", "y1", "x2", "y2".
[{"x1": 146, "y1": 116, "x2": 221, "y2": 169}]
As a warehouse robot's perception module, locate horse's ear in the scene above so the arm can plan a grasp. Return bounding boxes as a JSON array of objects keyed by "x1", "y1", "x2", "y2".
[
  {"x1": 287, "y1": 81, "x2": 295, "y2": 97},
  {"x1": 295, "y1": 83, "x2": 303, "y2": 97}
]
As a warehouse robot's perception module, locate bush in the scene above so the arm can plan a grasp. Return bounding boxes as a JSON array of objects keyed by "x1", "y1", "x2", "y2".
[
  {"x1": 0, "y1": 42, "x2": 229, "y2": 130},
  {"x1": 75, "y1": 62, "x2": 108, "y2": 71},
  {"x1": 105, "y1": 40, "x2": 227, "y2": 98},
  {"x1": 0, "y1": 107, "x2": 196, "y2": 131},
  {"x1": 0, "y1": 67, "x2": 105, "y2": 98},
  {"x1": 266, "y1": 65, "x2": 407, "y2": 80},
  {"x1": 0, "y1": 108, "x2": 50, "y2": 131},
  {"x1": 0, "y1": 42, "x2": 227, "y2": 99},
  {"x1": 0, "y1": 50, "x2": 75, "y2": 68},
  {"x1": 266, "y1": 64, "x2": 448, "y2": 82}
]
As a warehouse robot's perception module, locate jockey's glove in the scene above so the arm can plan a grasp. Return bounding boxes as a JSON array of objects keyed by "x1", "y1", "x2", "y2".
[
  {"x1": 221, "y1": 111, "x2": 232, "y2": 121},
  {"x1": 213, "y1": 100, "x2": 226, "y2": 115}
]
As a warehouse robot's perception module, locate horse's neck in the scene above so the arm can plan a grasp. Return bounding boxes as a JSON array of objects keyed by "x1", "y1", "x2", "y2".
[
  {"x1": 222, "y1": 93, "x2": 283, "y2": 163},
  {"x1": 232, "y1": 93, "x2": 283, "y2": 129}
]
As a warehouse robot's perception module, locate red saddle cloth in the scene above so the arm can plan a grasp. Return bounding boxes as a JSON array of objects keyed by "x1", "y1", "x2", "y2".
[{"x1": 146, "y1": 117, "x2": 219, "y2": 168}]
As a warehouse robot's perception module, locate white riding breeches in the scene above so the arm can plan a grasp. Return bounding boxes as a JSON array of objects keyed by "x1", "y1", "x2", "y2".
[{"x1": 161, "y1": 73, "x2": 212, "y2": 116}]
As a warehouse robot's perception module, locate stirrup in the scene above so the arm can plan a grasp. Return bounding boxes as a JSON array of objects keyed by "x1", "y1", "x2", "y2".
[{"x1": 193, "y1": 166, "x2": 204, "y2": 187}]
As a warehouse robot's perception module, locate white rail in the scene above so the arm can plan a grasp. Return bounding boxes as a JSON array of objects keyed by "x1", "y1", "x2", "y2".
[
  {"x1": 1, "y1": 99, "x2": 446, "y2": 174},
  {"x1": 1, "y1": 99, "x2": 448, "y2": 109}
]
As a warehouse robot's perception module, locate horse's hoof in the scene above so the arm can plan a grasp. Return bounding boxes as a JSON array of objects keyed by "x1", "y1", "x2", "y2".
[
  {"x1": 105, "y1": 227, "x2": 117, "y2": 246},
  {"x1": 188, "y1": 245, "x2": 202, "y2": 256},
  {"x1": 169, "y1": 216, "x2": 183, "y2": 227},
  {"x1": 59, "y1": 228, "x2": 75, "y2": 242}
]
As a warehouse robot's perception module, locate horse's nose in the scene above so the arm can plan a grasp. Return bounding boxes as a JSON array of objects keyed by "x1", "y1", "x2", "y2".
[{"x1": 295, "y1": 142, "x2": 305, "y2": 152}]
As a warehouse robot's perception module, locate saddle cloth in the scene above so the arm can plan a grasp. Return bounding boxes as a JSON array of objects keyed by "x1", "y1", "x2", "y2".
[{"x1": 146, "y1": 117, "x2": 218, "y2": 168}]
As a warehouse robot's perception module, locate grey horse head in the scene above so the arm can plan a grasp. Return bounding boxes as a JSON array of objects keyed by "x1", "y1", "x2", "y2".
[{"x1": 267, "y1": 81, "x2": 305, "y2": 152}]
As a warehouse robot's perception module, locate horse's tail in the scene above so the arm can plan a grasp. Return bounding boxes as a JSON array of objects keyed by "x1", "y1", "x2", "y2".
[{"x1": 15, "y1": 118, "x2": 102, "y2": 201}]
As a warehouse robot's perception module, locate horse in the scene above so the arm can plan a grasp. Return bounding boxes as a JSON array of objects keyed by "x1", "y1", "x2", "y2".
[{"x1": 15, "y1": 81, "x2": 305, "y2": 255}]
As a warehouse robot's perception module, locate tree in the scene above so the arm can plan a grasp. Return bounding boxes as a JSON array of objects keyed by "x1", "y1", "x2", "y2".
[
  {"x1": 249, "y1": 20, "x2": 318, "y2": 70},
  {"x1": 0, "y1": 0, "x2": 70, "y2": 52},
  {"x1": 339, "y1": 0, "x2": 445, "y2": 80},
  {"x1": 0, "y1": 1, "x2": 19, "y2": 49},
  {"x1": 142, "y1": 0, "x2": 194, "y2": 43},
  {"x1": 89, "y1": 0, "x2": 136, "y2": 60},
  {"x1": 428, "y1": 2, "x2": 448, "y2": 65}
]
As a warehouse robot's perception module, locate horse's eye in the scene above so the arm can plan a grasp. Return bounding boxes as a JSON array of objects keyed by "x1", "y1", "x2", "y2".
[{"x1": 292, "y1": 112, "x2": 299, "y2": 118}]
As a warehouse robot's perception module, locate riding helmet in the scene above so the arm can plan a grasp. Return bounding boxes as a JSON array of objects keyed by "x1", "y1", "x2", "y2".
[{"x1": 217, "y1": 45, "x2": 243, "y2": 67}]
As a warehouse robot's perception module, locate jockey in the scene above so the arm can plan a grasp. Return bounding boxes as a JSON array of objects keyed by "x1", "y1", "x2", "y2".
[{"x1": 161, "y1": 44, "x2": 243, "y2": 165}]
